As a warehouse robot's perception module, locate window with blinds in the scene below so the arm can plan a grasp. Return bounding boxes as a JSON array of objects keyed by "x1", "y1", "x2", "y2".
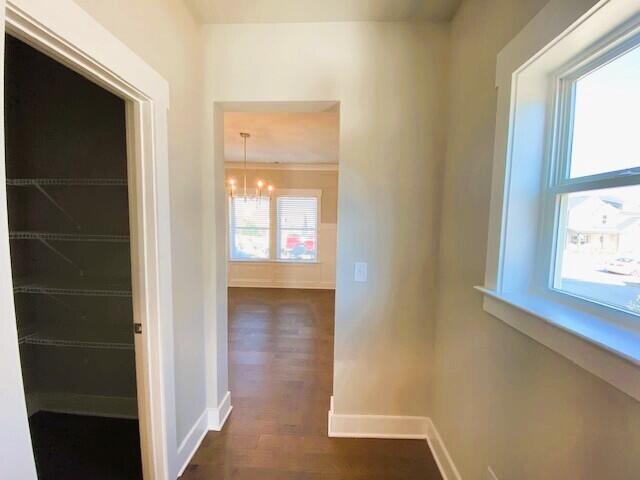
[
  {"x1": 229, "y1": 196, "x2": 270, "y2": 260},
  {"x1": 277, "y1": 196, "x2": 318, "y2": 261}
]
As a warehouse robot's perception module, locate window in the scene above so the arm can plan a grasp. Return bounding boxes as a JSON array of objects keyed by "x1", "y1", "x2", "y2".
[
  {"x1": 227, "y1": 190, "x2": 321, "y2": 262},
  {"x1": 277, "y1": 196, "x2": 318, "y2": 261},
  {"x1": 229, "y1": 196, "x2": 270, "y2": 260},
  {"x1": 550, "y1": 40, "x2": 640, "y2": 316},
  {"x1": 482, "y1": 0, "x2": 640, "y2": 403}
]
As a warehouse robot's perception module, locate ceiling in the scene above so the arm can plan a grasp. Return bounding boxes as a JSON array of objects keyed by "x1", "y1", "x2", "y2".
[
  {"x1": 184, "y1": 0, "x2": 462, "y2": 24},
  {"x1": 224, "y1": 110, "x2": 339, "y2": 165}
]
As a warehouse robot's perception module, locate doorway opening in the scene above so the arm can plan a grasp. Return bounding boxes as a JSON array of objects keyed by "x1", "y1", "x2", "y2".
[
  {"x1": 188, "y1": 102, "x2": 339, "y2": 475},
  {"x1": 5, "y1": 34, "x2": 141, "y2": 478}
]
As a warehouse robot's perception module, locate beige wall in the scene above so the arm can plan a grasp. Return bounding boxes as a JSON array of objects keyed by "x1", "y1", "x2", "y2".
[
  {"x1": 74, "y1": 0, "x2": 206, "y2": 445},
  {"x1": 432, "y1": 0, "x2": 640, "y2": 478},
  {"x1": 204, "y1": 21, "x2": 450, "y2": 416},
  {"x1": 224, "y1": 167, "x2": 338, "y2": 223}
]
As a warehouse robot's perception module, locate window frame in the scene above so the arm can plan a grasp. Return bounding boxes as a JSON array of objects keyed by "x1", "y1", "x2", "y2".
[
  {"x1": 537, "y1": 29, "x2": 640, "y2": 320},
  {"x1": 478, "y1": 0, "x2": 640, "y2": 403},
  {"x1": 276, "y1": 194, "x2": 320, "y2": 263}
]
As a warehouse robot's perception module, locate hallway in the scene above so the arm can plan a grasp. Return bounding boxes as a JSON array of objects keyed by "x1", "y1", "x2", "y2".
[{"x1": 181, "y1": 288, "x2": 441, "y2": 479}]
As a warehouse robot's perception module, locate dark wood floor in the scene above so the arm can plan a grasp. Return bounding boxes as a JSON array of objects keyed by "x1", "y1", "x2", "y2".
[{"x1": 181, "y1": 288, "x2": 441, "y2": 480}]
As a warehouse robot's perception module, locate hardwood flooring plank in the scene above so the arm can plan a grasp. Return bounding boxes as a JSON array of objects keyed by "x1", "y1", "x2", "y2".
[{"x1": 180, "y1": 288, "x2": 441, "y2": 480}]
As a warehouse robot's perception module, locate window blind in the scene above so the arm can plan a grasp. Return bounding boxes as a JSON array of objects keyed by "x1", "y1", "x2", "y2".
[
  {"x1": 277, "y1": 196, "x2": 318, "y2": 261},
  {"x1": 229, "y1": 196, "x2": 270, "y2": 260}
]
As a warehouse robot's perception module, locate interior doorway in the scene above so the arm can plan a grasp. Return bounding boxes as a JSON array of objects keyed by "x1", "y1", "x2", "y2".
[
  {"x1": 224, "y1": 105, "x2": 339, "y2": 288},
  {"x1": 184, "y1": 102, "x2": 340, "y2": 476},
  {"x1": 1, "y1": 4, "x2": 174, "y2": 478},
  {"x1": 4, "y1": 34, "x2": 142, "y2": 479}
]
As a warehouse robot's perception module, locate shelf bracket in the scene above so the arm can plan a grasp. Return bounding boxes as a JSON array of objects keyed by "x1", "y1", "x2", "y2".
[
  {"x1": 42, "y1": 291, "x2": 79, "y2": 314},
  {"x1": 33, "y1": 182, "x2": 81, "y2": 230},
  {"x1": 36, "y1": 237, "x2": 84, "y2": 276}
]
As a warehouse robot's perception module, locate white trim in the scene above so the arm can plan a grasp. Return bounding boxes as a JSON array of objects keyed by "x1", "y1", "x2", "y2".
[
  {"x1": 207, "y1": 391, "x2": 233, "y2": 431},
  {"x1": 229, "y1": 259, "x2": 322, "y2": 265},
  {"x1": 176, "y1": 392, "x2": 233, "y2": 478},
  {"x1": 176, "y1": 409, "x2": 208, "y2": 478},
  {"x1": 1, "y1": 1, "x2": 176, "y2": 479},
  {"x1": 327, "y1": 397, "x2": 428, "y2": 439},
  {"x1": 477, "y1": 288, "x2": 640, "y2": 401},
  {"x1": 425, "y1": 418, "x2": 462, "y2": 480},
  {"x1": 327, "y1": 398, "x2": 461, "y2": 480},
  {"x1": 226, "y1": 161, "x2": 338, "y2": 171}
]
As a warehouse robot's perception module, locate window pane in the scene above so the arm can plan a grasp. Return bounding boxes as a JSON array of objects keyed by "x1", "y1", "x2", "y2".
[
  {"x1": 277, "y1": 196, "x2": 318, "y2": 261},
  {"x1": 229, "y1": 196, "x2": 270, "y2": 260},
  {"x1": 554, "y1": 185, "x2": 640, "y2": 314},
  {"x1": 279, "y1": 229, "x2": 316, "y2": 260},
  {"x1": 232, "y1": 228, "x2": 270, "y2": 260},
  {"x1": 569, "y1": 45, "x2": 640, "y2": 178}
]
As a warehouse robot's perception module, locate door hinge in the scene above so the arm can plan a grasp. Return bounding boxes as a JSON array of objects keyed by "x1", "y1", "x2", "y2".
[{"x1": 134, "y1": 323, "x2": 142, "y2": 334}]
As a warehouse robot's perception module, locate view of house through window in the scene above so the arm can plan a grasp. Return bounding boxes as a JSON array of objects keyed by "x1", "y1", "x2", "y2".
[
  {"x1": 553, "y1": 42, "x2": 640, "y2": 314},
  {"x1": 555, "y1": 185, "x2": 640, "y2": 313},
  {"x1": 278, "y1": 196, "x2": 318, "y2": 261},
  {"x1": 228, "y1": 194, "x2": 319, "y2": 262}
]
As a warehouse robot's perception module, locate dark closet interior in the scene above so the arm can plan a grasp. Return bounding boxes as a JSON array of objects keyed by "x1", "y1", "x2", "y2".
[{"x1": 5, "y1": 35, "x2": 142, "y2": 479}]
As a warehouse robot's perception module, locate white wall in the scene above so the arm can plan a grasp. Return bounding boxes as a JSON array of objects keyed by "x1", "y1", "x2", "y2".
[
  {"x1": 74, "y1": 0, "x2": 207, "y2": 448},
  {"x1": 432, "y1": 0, "x2": 640, "y2": 478},
  {"x1": 203, "y1": 21, "x2": 450, "y2": 416}
]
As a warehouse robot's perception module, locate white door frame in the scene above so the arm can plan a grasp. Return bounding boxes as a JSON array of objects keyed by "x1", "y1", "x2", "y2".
[{"x1": 0, "y1": 1, "x2": 176, "y2": 478}]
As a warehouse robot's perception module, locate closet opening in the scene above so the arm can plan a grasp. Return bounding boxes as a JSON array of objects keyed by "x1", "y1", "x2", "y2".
[{"x1": 5, "y1": 34, "x2": 142, "y2": 479}]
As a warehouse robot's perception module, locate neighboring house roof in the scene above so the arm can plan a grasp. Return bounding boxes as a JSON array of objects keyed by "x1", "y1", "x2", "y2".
[
  {"x1": 567, "y1": 195, "x2": 640, "y2": 234},
  {"x1": 618, "y1": 216, "x2": 640, "y2": 231}
]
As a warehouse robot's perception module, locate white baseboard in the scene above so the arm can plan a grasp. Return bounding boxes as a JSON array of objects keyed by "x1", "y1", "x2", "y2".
[
  {"x1": 175, "y1": 392, "x2": 233, "y2": 478},
  {"x1": 425, "y1": 418, "x2": 462, "y2": 480},
  {"x1": 327, "y1": 396, "x2": 428, "y2": 439},
  {"x1": 31, "y1": 392, "x2": 138, "y2": 419},
  {"x1": 176, "y1": 409, "x2": 208, "y2": 478},
  {"x1": 327, "y1": 397, "x2": 461, "y2": 480},
  {"x1": 208, "y1": 390, "x2": 233, "y2": 431}
]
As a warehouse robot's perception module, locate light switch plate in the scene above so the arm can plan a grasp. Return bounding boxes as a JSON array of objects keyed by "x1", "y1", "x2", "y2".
[{"x1": 354, "y1": 262, "x2": 367, "y2": 282}]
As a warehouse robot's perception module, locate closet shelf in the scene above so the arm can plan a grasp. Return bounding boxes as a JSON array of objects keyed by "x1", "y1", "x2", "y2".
[
  {"x1": 6, "y1": 178, "x2": 127, "y2": 186},
  {"x1": 21, "y1": 335, "x2": 134, "y2": 350},
  {"x1": 14, "y1": 283, "x2": 132, "y2": 298},
  {"x1": 18, "y1": 332, "x2": 37, "y2": 345},
  {"x1": 9, "y1": 231, "x2": 130, "y2": 243}
]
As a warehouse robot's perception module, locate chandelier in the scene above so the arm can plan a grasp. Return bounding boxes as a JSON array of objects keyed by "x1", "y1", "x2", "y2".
[{"x1": 227, "y1": 132, "x2": 274, "y2": 198}]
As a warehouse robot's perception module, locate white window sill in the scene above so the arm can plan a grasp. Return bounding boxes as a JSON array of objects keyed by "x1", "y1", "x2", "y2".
[
  {"x1": 229, "y1": 259, "x2": 321, "y2": 265},
  {"x1": 475, "y1": 286, "x2": 640, "y2": 401}
]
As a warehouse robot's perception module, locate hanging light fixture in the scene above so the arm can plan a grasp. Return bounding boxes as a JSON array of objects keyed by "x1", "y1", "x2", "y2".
[{"x1": 227, "y1": 132, "x2": 274, "y2": 198}]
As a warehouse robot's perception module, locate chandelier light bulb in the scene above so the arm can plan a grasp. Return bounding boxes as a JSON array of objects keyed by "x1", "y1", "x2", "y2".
[{"x1": 225, "y1": 132, "x2": 275, "y2": 197}]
